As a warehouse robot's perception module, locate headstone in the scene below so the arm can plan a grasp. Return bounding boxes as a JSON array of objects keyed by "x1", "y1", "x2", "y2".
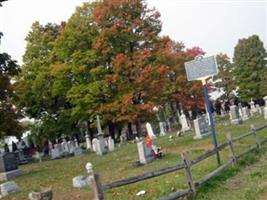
[
  {"x1": 73, "y1": 147, "x2": 82, "y2": 156},
  {"x1": 264, "y1": 96, "x2": 267, "y2": 120},
  {"x1": 0, "y1": 181, "x2": 20, "y2": 197},
  {"x1": 104, "y1": 138, "x2": 108, "y2": 148},
  {"x1": 68, "y1": 141, "x2": 75, "y2": 154},
  {"x1": 108, "y1": 137, "x2": 115, "y2": 152},
  {"x1": 193, "y1": 116, "x2": 209, "y2": 139},
  {"x1": 0, "y1": 153, "x2": 18, "y2": 172},
  {"x1": 180, "y1": 111, "x2": 190, "y2": 132},
  {"x1": 85, "y1": 134, "x2": 91, "y2": 150},
  {"x1": 74, "y1": 139, "x2": 79, "y2": 148},
  {"x1": 61, "y1": 139, "x2": 69, "y2": 156},
  {"x1": 50, "y1": 148, "x2": 60, "y2": 159},
  {"x1": 159, "y1": 122, "x2": 166, "y2": 136},
  {"x1": 72, "y1": 176, "x2": 88, "y2": 188},
  {"x1": 242, "y1": 107, "x2": 250, "y2": 121},
  {"x1": 229, "y1": 105, "x2": 242, "y2": 124},
  {"x1": 94, "y1": 115, "x2": 107, "y2": 155},
  {"x1": 146, "y1": 122, "x2": 156, "y2": 139},
  {"x1": 256, "y1": 104, "x2": 262, "y2": 115},
  {"x1": 54, "y1": 144, "x2": 62, "y2": 157},
  {"x1": 188, "y1": 110, "x2": 193, "y2": 119},
  {"x1": 48, "y1": 141, "x2": 53, "y2": 155},
  {"x1": 120, "y1": 135, "x2": 126, "y2": 144},
  {"x1": 250, "y1": 100, "x2": 257, "y2": 116},
  {"x1": 238, "y1": 103, "x2": 243, "y2": 120},
  {"x1": 95, "y1": 138, "x2": 106, "y2": 156},
  {"x1": 137, "y1": 140, "x2": 154, "y2": 164},
  {"x1": 92, "y1": 138, "x2": 98, "y2": 152},
  {"x1": 96, "y1": 115, "x2": 103, "y2": 135}
]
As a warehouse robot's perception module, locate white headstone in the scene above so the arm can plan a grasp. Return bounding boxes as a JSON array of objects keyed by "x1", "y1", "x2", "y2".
[
  {"x1": 238, "y1": 104, "x2": 243, "y2": 120},
  {"x1": 242, "y1": 107, "x2": 250, "y2": 121},
  {"x1": 92, "y1": 138, "x2": 98, "y2": 152},
  {"x1": 68, "y1": 141, "x2": 75, "y2": 154},
  {"x1": 96, "y1": 115, "x2": 103, "y2": 134},
  {"x1": 93, "y1": 137, "x2": 106, "y2": 156},
  {"x1": 264, "y1": 96, "x2": 267, "y2": 120},
  {"x1": 85, "y1": 134, "x2": 91, "y2": 150},
  {"x1": 250, "y1": 100, "x2": 257, "y2": 116},
  {"x1": 256, "y1": 104, "x2": 262, "y2": 115},
  {"x1": 0, "y1": 181, "x2": 20, "y2": 197},
  {"x1": 51, "y1": 148, "x2": 60, "y2": 159},
  {"x1": 120, "y1": 135, "x2": 126, "y2": 144},
  {"x1": 159, "y1": 122, "x2": 166, "y2": 136},
  {"x1": 137, "y1": 141, "x2": 154, "y2": 164},
  {"x1": 62, "y1": 140, "x2": 69, "y2": 154},
  {"x1": 48, "y1": 140, "x2": 53, "y2": 155},
  {"x1": 54, "y1": 143, "x2": 62, "y2": 157},
  {"x1": 180, "y1": 111, "x2": 190, "y2": 132},
  {"x1": 74, "y1": 139, "x2": 79, "y2": 148},
  {"x1": 108, "y1": 137, "x2": 115, "y2": 152},
  {"x1": 146, "y1": 122, "x2": 156, "y2": 139}
]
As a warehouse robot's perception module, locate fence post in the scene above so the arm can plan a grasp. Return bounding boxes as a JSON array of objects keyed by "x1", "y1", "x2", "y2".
[
  {"x1": 226, "y1": 132, "x2": 236, "y2": 166},
  {"x1": 86, "y1": 162, "x2": 105, "y2": 200},
  {"x1": 180, "y1": 152, "x2": 196, "y2": 195},
  {"x1": 250, "y1": 124, "x2": 261, "y2": 149}
]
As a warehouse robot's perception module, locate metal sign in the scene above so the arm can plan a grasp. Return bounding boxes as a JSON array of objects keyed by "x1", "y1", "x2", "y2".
[{"x1": 184, "y1": 56, "x2": 218, "y2": 81}]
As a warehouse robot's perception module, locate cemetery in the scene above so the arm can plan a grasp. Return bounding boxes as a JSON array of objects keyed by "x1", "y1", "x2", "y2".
[
  {"x1": 0, "y1": 115, "x2": 265, "y2": 199},
  {"x1": 0, "y1": 0, "x2": 267, "y2": 199}
]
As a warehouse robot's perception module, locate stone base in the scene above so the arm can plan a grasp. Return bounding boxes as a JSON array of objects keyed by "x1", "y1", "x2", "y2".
[
  {"x1": 194, "y1": 133, "x2": 210, "y2": 140},
  {"x1": 0, "y1": 169, "x2": 22, "y2": 182},
  {"x1": 242, "y1": 116, "x2": 249, "y2": 121},
  {"x1": 29, "y1": 188, "x2": 53, "y2": 200},
  {"x1": 230, "y1": 119, "x2": 242, "y2": 125}
]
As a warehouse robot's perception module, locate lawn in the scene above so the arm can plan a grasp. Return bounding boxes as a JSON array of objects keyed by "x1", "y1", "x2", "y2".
[{"x1": 3, "y1": 115, "x2": 267, "y2": 200}]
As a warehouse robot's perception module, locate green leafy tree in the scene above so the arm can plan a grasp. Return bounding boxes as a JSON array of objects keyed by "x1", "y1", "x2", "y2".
[
  {"x1": 233, "y1": 35, "x2": 267, "y2": 100},
  {"x1": 0, "y1": 32, "x2": 22, "y2": 137},
  {"x1": 16, "y1": 22, "x2": 64, "y2": 139},
  {"x1": 51, "y1": 2, "x2": 107, "y2": 138},
  {"x1": 214, "y1": 53, "x2": 235, "y2": 99}
]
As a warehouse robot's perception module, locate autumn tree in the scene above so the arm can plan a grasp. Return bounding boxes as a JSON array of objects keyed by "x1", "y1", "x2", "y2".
[
  {"x1": 0, "y1": 32, "x2": 22, "y2": 137},
  {"x1": 92, "y1": 0, "x2": 170, "y2": 137},
  {"x1": 233, "y1": 35, "x2": 267, "y2": 100},
  {"x1": 166, "y1": 45, "x2": 205, "y2": 112}
]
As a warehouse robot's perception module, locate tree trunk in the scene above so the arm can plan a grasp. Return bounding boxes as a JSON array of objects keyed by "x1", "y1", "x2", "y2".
[
  {"x1": 116, "y1": 126, "x2": 122, "y2": 142},
  {"x1": 108, "y1": 121, "x2": 115, "y2": 140},
  {"x1": 127, "y1": 122, "x2": 133, "y2": 140},
  {"x1": 135, "y1": 120, "x2": 141, "y2": 137}
]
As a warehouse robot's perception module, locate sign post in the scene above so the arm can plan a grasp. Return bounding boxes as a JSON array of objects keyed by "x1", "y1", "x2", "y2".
[{"x1": 185, "y1": 56, "x2": 221, "y2": 165}]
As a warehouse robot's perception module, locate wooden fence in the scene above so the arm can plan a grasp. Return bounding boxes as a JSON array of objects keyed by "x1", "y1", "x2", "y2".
[{"x1": 88, "y1": 123, "x2": 267, "y2": 200}]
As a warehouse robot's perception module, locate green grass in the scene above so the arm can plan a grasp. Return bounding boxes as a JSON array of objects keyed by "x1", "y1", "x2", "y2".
[{"x1": 3, "y1": 116, "x2": 267, "y2": 200}]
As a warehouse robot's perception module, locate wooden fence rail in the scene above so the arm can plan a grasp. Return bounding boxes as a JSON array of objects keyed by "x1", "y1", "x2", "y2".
[
  {"x1": 102, "y1": 163, "x2": 185, "y2": 190},
  {"x1": 89, "y1": 123, "x2": 267, "y2": 200}
]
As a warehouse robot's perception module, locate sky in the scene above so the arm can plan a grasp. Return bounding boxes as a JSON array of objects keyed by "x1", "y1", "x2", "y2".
[{"x1": 0, "y1": 0, "x2": 266, "y2": 65}]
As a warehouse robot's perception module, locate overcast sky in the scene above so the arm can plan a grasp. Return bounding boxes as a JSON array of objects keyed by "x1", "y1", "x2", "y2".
[{"x1": 0, "y1": 0, "x2": 266, "y2": 65}]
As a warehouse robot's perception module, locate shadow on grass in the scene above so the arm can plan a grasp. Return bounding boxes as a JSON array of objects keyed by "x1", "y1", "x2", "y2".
[{"x1": 189, "y1": 150, "x2": 262, "y2": 200}]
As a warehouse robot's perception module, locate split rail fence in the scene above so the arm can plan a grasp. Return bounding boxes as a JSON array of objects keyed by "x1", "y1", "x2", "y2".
[{"x1": 88, "y1": 123, "x2": 267, "y2": 200}]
